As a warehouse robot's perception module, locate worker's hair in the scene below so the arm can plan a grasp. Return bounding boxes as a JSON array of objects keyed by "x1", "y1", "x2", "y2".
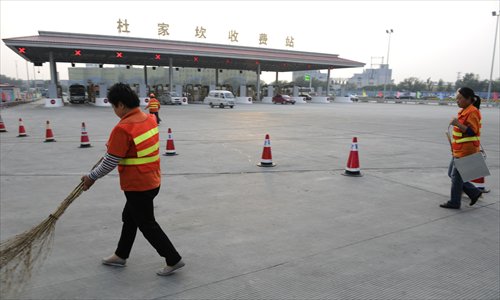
[
  {"x1": 107, "y1": 83, "x2": 140, "y2": 108},
  {"x1": 458, "y1": 87, "x2": 481, "y2": 109}
]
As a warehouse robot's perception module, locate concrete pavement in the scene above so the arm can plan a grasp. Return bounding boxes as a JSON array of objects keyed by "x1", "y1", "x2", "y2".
[{"x1": 1, "y1": 100, "x2": 498, "y2": 299}]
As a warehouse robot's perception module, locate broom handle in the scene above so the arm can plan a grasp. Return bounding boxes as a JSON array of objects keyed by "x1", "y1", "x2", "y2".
[{"x1": 50, "y1": 157, "x2": 103, "y2": 220}]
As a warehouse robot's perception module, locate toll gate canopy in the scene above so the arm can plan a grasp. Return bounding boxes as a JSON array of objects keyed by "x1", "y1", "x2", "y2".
[{"x1": 3, "y1": 31, "x2": 364, "y2": 72}]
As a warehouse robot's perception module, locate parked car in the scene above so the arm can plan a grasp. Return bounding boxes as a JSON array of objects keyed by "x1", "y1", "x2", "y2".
[
  {"x1": 272, "y1": 94, "x2": 296, "y2": 105},
  {"x1": 299, "y1": 93, "x2": 312, "y2": 100},
  {"x1": 347, "y1": 94, "x2": 359, "y2": 101},
  {"x1": 203, "y1": 90, "x2": 235, "y2": 108},
  {"x1": 159, "y1": 92, "x2": 186, "y2": 105}
]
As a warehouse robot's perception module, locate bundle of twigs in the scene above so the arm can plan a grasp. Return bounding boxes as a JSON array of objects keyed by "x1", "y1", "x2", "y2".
[{"x1": 0, "y1": 159, "x2": 101, "y2": 297}]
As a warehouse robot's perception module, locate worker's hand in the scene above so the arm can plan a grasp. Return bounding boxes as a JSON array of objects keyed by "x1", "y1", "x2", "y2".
[
  {"x1": 81, "y1": 175, "x2": 95, "y2": 191},
  {"x1": 450, "y1": 118, "x2": 460, "y2": 127}
]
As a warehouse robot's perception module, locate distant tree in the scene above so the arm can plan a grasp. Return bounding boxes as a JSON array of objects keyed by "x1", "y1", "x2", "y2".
[
  {"x1": 437, "y1": 79, "x2": 445, "y2": 92},
  {"x1": 455, "y1": 73, "x2": 482, "y2": 91},
  {"x1": 446, "y1": 83, "x2": 454, "y2": 92},
  {"x1": 397, "y1": 77, "x2": 426, "y2": 92},
  {"x1": 0, "y1": 74, "x2": 24, "y2": 87},
  {"x1": 426, "y1": 77, "x2": 433, "y2": 91}
]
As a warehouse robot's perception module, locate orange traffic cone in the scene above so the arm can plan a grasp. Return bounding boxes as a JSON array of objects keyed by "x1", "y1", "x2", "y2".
[
  {"x1": 79, "y1": 122, "x2": 92, "y2": 148},
  {"x1": 343, "y1": 137, "x2": 362, "y2": 177},
  {"x1": 164, "y1": 128, "x2": 177, "y2": 156},
  {"x1": 0, "y1": 115, "x2": 7, "y2": 132},
  {"x1": 257, "y1": 134, "x2": 276, "y2": 167},
  {"x1": 44, "y1": 120, "x2": 56, "y2": 142},
  {"x1": 17, "y1": 118, "x2": 28, "y2": 137}
]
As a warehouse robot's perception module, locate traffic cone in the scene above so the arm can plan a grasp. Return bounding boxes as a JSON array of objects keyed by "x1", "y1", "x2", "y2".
[
  {"x1": 44, "y1": 120, "x2": 56, "y2": 142},
  {"x1": 343, "y1": 137, "x2": 362, "y2": 177},
  {"x1": 79, "y1": 122, "x2": 92, "y2": 148},
  {"x1": 471, "y1": 177, "x2": 490, "y2": 193},
  {"x1": 164, "y1": 128, "x2": 177, "y2": 156},
  {"x1": 0, "y1": 115, "x2": 7, "y2": 132},
  {"x1": 257, "y1": 134, "x2": 276, "y2": 167},
  {"x1": 17, "y1": 118, "x2": 28, "y2": 137}
]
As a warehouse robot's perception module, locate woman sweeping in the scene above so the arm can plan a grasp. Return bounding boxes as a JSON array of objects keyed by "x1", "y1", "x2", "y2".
[{"x1": 81, "y1": 83, "x2": 184, "y2": 275}]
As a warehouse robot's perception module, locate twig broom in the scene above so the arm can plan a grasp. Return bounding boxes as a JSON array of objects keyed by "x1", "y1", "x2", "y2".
[{"x1": 0, "y1": 159, "x2": 102, "y2": 297}]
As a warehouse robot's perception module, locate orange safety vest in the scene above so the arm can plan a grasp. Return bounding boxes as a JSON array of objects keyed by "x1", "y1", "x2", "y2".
[
  {"x1": 115, "y1": 113, "x2": 160, "y2": 191},
  {"x1": 452, "y1": 104, "x2": 481, "y2": 158},
  {"x1": 146, "y1": 98, "x2": 160, "y2": 112}
]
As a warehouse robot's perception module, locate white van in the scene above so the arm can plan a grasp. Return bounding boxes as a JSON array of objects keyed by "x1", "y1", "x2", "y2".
[{"x1": 203, "y1": 90, "x2": 235, "y2": 108}]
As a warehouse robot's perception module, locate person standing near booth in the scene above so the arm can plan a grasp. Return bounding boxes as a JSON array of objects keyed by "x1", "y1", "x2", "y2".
[
  {"x1": 81, "y1": 83, "x2": 184, "y2": 276},
  {"x1": 440, "y1": 87, "x2": 483, "y2": 209}
]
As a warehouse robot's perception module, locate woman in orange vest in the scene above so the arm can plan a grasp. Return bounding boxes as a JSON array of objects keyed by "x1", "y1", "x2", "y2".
[
  {"x1": 145, "y1": 93, "x2": 161, "y2": 125},
  {"x1": 81, "y1": 83, "x2": 184, "y2": 275},
  {"x1": 440, "y1": 87, "x2": 483, "y2": 209}
]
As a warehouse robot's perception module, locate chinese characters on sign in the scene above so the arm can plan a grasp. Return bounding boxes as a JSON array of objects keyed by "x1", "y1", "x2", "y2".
[
  {"x1": 228, "y1": 30, "x2": 238, "y2": 42},
  {"x1": 158, "y1": 23, "x2": 170, "y2": 36},
  {"x1": 195, "y1": 26, "x2": 207, "y2": 38},
  {"x1": 117, "y1": 19, "x2": 130, "y2": 33},
  {"x1": 259, "y1": 34, "x2": 268, "y2": 45},
  {"x1": 113, "y1": 22, "x2": 295, "y2": 48}
]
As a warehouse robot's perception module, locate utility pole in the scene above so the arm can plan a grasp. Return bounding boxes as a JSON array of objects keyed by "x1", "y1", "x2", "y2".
[
  {"x1": 487, "y1": 10, "x2": 500, "y2": 106},
  {"x1": 383, "y1": 29, "x2": 393, "y2": 99}
]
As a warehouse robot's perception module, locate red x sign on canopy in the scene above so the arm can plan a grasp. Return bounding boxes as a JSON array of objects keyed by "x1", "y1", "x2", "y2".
[
  {"x1": 193, "y1": 56, "x2": 199, "y2": 62},
  {"x1": 155, "y1": 54, "x2": 161, "y2": 60},
  {"x1": 18, "y1": 47, "x2": 26, "y2": 54},
  {"x1": 74, "y1": 50, "x2": 82, "y2": 56},
  {"x1": 116, "y1": 52, "x2": 123, "y2": 58}
]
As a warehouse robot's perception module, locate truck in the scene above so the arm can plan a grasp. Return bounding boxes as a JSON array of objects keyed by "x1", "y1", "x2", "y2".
[{"x1": 69, "y1": 84, "x2": 86, "y2": 104}]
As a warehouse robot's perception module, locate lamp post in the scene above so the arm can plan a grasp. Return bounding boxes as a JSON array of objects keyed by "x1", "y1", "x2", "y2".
[
  {"x1": 383, "y1": 29, "x2": 393, "y2": 99},
  {"x1": 486, "y1": 11, "x2": 499, "y2": 106}
]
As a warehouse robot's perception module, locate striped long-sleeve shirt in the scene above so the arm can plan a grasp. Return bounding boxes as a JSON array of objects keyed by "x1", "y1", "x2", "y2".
[{"x1": 88, "y1": 153, "x2": 121, "y2": 180}]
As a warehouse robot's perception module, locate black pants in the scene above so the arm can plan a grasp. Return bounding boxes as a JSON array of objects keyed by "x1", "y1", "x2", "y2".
[
  {"x1": 115, "y1": 186, "x2": 181, "y2": 266},
  {"x1": 150, "y1": 112, "x2": 160, "y2": 124}
]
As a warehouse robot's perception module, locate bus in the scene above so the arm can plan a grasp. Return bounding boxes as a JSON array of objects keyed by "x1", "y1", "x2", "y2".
[{"x1": 69, "y1": 84, "x2": 86, "y2": 104}]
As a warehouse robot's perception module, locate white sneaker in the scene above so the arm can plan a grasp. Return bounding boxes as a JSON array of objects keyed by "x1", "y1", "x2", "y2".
[
  {"x1": 156, "y1": 260, "x2": 185, "y2": 276},
  {"x1": 102, "y1": 254, "x2": 126, "y2": 267}
]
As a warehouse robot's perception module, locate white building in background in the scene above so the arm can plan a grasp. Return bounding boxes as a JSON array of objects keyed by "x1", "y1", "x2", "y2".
[{"x1": 348, "y1": 64, "x2": 392, "y2": 88}]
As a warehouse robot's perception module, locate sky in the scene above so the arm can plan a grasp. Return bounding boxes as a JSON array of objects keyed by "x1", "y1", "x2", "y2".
[{"x1": 0, "y1": 0, "x2": 499, "y2": 85}]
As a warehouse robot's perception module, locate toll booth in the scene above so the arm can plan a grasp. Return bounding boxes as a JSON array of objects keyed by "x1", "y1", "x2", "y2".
[
  {"x1": 291, "y1": 86, "x2": 307, "y2": 104},
  {"x1": 94, "y1": 84, "x2": 111, "y2": 107},
  {"x1": 45, "y1": 84, "x2": 64, "y2": 108},
  {"x1": 235, "y1": 85, "x2": 252, "y2": 104},
  {"x1": 262, "y1": 85, "x2": 274, "y2": 104}
]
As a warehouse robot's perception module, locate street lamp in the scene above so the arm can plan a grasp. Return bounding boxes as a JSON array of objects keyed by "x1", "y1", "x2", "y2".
[
  {"x1": 383, "y1": 29, "x2": 394, "y2": 99},
  {"x1": 486, "y1": 11, "x2": 499, "y2": 105}
]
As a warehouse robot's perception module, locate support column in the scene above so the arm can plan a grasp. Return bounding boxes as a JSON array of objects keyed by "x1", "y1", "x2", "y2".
[
  {"x1": 215, "y1": 69, "x2": 219, "y2": 87},
  {"x1": 45, "y1": 51, "x2": 63, "y2": 107},
  {"x1": 144, "y1": 66, "x2": 148, "y2": 86},
  {"x1": 169, "y1": 58, "x2": 173, "y2": 92},
  {"x1": 256, "y1": 64, "x2": 261, "y2": 101},
  {"x1": 48, "y1": 51, "x2": 58, "y2": 98},
  {"x1": 327, "y1": 68, "x2": 331, "y2": 97}
]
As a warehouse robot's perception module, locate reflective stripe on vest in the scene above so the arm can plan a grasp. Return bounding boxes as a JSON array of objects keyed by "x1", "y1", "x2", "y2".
[
  {"x1": 119, "y1": 127, "x2": 160, "y2": 166},
  {"x1": 119, "y1": 154, "x2": 160, "y2": 165},
  {"x1": 134, "y1": 127, "x2": 158, "y2": 145},
  {"x1": 453, "y1": 136, "x2": 480, "y2": 144}
]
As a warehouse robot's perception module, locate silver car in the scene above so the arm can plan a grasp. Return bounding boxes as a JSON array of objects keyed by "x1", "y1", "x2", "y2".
[{"x1": 160, "y1": 92, "x2": 183, "y2": 105}]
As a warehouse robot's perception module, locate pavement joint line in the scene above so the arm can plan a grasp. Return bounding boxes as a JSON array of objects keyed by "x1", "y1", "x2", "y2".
[
  {"x1": 152, "y1": 203, "x2": 486, "y2": 299},
  {"x1": 1, "y1": 166, "x2": 469, "y2": 178}
]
